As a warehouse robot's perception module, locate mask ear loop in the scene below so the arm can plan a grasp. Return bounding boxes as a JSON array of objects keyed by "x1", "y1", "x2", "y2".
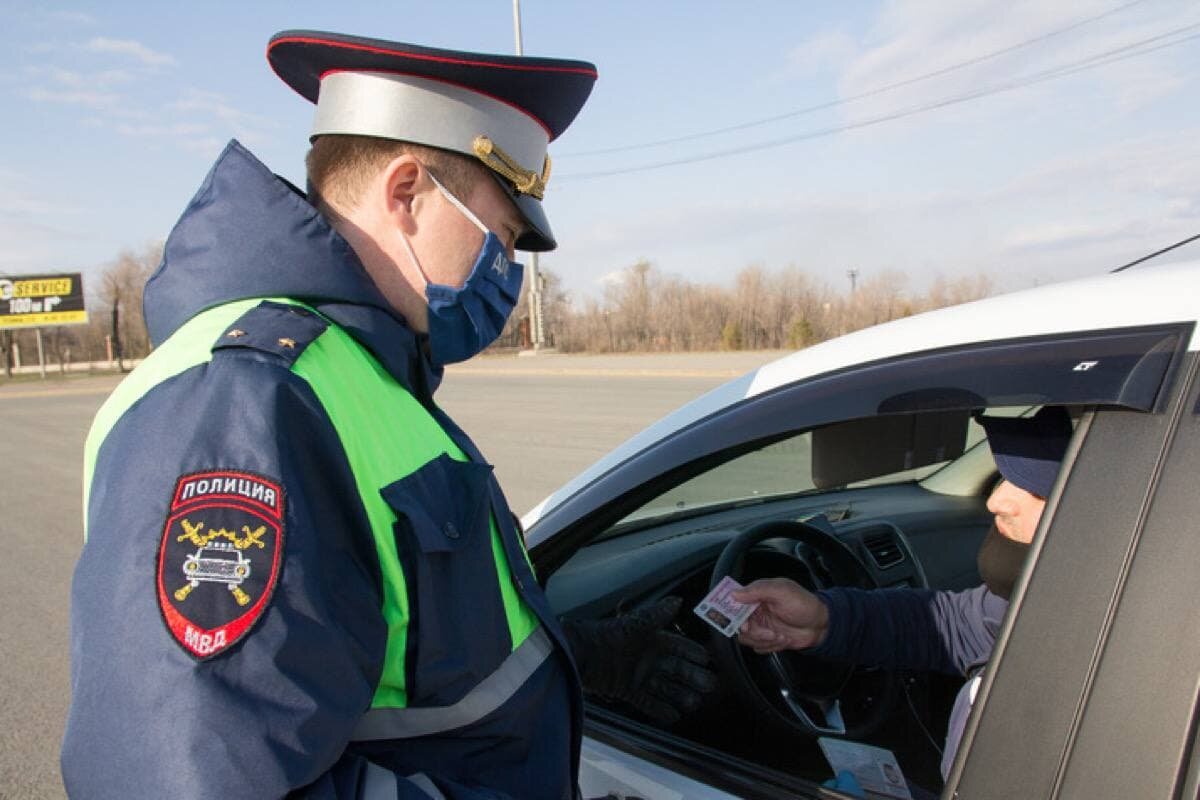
[
  {"x1": 402, "y1": 168, "x2": 493, "y2": 291},
  {"x1": 427, "y1": 171, "x2": 490, "y2": 235},
  {"x1": 397, "y1": 169, "x2": 475, "y2": 290},
  {"x1": 397, "y1": 226, "x2": 433, "y2": 290}
]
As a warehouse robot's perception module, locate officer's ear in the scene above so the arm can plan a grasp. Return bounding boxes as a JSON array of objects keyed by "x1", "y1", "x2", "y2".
[{"x1": 379, "y1": 154, "x2": 425, "y2": 236}]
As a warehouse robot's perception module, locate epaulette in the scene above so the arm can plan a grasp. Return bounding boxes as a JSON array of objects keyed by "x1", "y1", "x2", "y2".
[{"x1": 211, "y1": 300, "x2": 328, "y2": 365}]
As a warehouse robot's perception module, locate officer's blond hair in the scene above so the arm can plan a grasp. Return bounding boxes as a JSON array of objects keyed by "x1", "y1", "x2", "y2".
[{"x1": 306, "y1": 135, "x2": 483, "y2": 218}]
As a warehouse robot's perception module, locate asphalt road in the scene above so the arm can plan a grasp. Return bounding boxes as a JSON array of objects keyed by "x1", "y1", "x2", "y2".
[{"x1": 0, "y1": 350, "x2": 783, "y2": 799}]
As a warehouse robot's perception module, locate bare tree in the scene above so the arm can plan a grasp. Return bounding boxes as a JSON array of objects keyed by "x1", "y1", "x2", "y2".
[
  {"x1": 924, "y1": 274, "x2": 994, "y2": 311},
  {"x1": 655, "y1": 277, "x2": 725, "y2": 351},
  {"x1": 605, "y1": 260, "x2": 655, "y2": 351},
  {"x1": 731, "y1": 265, "x2": 769, "y2": 350},
  {"x1": 43, "y1": 326, "x2": 80, "y2": 374},
  {"x1": 849, "y1": 270, "x2": 909, "y2": 330},
  {"x1": 92, "y1": 242, "x2": 164, "y2": 367},
  {"x1": 495, "y1": 260, "x2": 994, "y2": 355},
  {"x1": 538, "y1": 268, "x2": 572, "y2": 349}
]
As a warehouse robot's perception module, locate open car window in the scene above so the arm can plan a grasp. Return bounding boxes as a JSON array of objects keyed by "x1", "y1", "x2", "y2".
[
  {"x1": 612, "y1": 432, "x2": 819, "y2": 528},
  {"x1": 610, "y1": 412, "x2": 1007, "y2": 533}
]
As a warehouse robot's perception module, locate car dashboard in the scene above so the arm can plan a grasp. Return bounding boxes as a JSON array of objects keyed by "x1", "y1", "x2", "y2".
[
  {"x1": 544, "y1": 479, "x2": 994, "y2": 795},
  {"x1": 547, "y1": 481, "x2": 991, "y2": 618}
]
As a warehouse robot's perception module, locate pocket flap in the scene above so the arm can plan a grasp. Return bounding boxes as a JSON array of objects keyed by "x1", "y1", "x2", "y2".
[{"x1": 380, "y1": 453, "x2": 494, "y2": 553}]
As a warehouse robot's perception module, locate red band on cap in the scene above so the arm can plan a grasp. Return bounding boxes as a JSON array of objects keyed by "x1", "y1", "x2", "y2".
[{"x1": 269, "y1": 35, "x2": 598, "y2": 78}]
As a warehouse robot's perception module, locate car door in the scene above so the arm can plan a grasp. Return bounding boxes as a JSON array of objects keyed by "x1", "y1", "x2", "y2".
[{"x1": 533, "y1": 322, "x2": 1194, "y2": 800}]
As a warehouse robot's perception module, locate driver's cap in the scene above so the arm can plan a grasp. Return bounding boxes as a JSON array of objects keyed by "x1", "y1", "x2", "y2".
[{"x1": 976, "y1": 406, "x2": 1073, "y2": 498}]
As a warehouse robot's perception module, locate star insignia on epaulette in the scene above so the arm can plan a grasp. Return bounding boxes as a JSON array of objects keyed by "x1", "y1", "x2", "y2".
[
  {"x1": 277, "y1": 338, "x2": 296, "y2": 349},
  {"x1": 226, "y1": 329, "x2": 246, "y2": 338}
]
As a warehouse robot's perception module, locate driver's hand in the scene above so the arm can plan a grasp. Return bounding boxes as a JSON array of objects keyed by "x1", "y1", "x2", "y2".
[
  {"x1": 562, "y1": 597, "x2": 718, "y2": 726},
  {"x1": 732, "y1": 578, "x2": 830, "y2": 654}
]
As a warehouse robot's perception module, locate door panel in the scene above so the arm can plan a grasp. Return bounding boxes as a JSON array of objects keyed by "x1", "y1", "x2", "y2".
[
  {"x1": 1056, "y1": 359, "x2": 1200, "y2": 798},
  {"x1": 580, "y1": 737, "x2": 742, "y2": 800}
]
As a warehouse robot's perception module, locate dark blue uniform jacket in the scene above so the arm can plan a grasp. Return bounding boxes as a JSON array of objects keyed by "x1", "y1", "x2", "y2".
[
  {"x1": 61, "y1": 140, "x2": 581, "y2": 799},
  {"x1": 813, "y1": 585, "x2": 1004, "y2": 676}
]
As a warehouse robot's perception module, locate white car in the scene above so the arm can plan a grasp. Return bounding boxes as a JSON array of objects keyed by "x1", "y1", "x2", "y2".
[{"x1": 522, "y1": 262, "x2": 1200, "y2": 799}]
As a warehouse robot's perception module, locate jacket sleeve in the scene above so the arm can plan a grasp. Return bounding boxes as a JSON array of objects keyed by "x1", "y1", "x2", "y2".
[
  {"x1": 810, "y1": 584, "x2": 1007, "y2": 676},
  {"x1": 61, "y1": 347, "x2": 524, "y2": 800}
]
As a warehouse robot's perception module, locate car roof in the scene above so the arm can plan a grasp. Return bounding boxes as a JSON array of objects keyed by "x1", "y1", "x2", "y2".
[{"x1": 524, "y1": 261, "x2": 1200, "y2": 530}]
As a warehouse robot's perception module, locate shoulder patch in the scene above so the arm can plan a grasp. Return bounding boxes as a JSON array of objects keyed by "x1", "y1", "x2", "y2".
[
  {"x1": 157, "y1": 470, "x2": 285, "y2": 659},
  {"x1": 212, "y1": 301, "x2": 328, "y2": 364}
]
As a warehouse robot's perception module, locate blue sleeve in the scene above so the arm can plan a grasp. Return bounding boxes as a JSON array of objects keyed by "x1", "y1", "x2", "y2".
[
  {"x1": 61, "y1": 348, "x2": 526, "y2": 800},
  {"x1": 810, "y1": 585, "x2": 1006, "y2": 676}
]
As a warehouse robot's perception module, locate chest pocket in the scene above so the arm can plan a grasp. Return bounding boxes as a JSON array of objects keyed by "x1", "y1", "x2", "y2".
[{"x1": 381, "y1": 453, "x2": 513, "y2": 707}]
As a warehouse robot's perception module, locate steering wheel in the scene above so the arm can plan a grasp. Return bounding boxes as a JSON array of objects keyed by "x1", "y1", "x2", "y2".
[{"x1": 708, "y1": 519, "x2": 897, "y2": 740}]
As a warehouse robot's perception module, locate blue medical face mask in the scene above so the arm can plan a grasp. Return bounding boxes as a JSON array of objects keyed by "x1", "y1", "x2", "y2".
[{"x1": 401, "y1": 173, "x2": 525, "y2": 366}]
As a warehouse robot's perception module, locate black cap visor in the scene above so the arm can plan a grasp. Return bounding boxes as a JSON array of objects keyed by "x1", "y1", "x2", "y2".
[{"x1": 500, "y1": 175, "x2": 556, "y2": 252}]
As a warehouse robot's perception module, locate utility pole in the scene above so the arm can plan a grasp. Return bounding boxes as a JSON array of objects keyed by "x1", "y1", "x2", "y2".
[
  {"x1": 512, "y1": 0, "x2": 523, "y2": 54},
  {"x1": 847, "y1": 268, "x2": 859, "y2": 295},
  {"x1": 513, "y1": 0, "x2": 546, "y2": 351},
  {"x1": 111, "y1": 296, "x2": 124, "y2": 372},
  {"x1": 35, "y1": 327, "x2": 46, "y2": 379},
  {"x1": 1, "y1": 329, "x2": 10, "y2": 379}
]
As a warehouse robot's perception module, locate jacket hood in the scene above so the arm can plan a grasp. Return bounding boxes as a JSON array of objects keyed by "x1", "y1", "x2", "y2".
[
  {"x1": 145, "y1": 140, "x2": 393, "y2": 346},
  {"x1": 144, "y1": 140, "x2": 443, "y2": 396}
]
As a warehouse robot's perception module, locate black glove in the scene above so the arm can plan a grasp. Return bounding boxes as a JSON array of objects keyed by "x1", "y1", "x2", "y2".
[{"x1": 562, "y1": 596, "x2": 718, "y2": 726}]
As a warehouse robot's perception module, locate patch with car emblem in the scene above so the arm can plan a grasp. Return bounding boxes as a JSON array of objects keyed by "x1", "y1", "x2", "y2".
[{"x1": 157, "y1": 471, "x2": 285, "y2": 659}]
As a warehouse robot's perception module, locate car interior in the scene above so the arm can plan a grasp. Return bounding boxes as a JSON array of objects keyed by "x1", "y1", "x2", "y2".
[{"x1": 545, "y1": 404, "x2": 1059, "y2": 797}]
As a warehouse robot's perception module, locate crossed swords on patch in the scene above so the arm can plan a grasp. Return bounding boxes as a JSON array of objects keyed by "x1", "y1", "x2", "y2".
[{"x1": 172, "y1": 519, "x2": 266, "y2": 607}]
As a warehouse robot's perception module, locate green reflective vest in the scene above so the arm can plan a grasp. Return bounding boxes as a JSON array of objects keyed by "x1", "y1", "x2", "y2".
[{"x1": 84, "y1": 298, "x2": 540, "y2": 711}]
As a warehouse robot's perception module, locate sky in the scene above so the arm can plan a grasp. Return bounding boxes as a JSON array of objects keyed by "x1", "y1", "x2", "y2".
[{"x1": 3, "y1": 0, "x2": 1199, "y2": 306}]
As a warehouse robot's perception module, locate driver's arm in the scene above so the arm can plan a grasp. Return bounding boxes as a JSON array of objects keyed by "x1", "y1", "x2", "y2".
[{"x1": 736, "y1": 580, "x2": 1002, "y2": 676}]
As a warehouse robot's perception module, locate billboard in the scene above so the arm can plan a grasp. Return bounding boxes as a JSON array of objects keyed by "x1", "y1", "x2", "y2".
[{"x1": 0, "y1": 273, "x2": 88, "y2": 329}]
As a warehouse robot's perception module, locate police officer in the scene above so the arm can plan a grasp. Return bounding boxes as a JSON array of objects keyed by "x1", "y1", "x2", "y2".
[{"x1": 62, "y1": 31, "x2": 712, "y2": 799}]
